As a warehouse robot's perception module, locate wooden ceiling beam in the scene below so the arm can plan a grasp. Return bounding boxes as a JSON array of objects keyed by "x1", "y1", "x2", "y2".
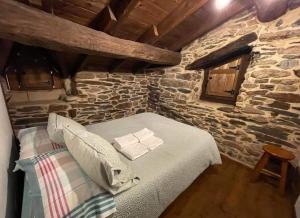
[
  {"x1": 138, "y1": 0, "x2": 209, "y2": 45},
  {"x1": 88, "y1": 0, "x2": 141, "y2": 72},
  {"x1": 41, "y1": 0, "x2": 52, "y2": 13},
  {"x1": 253, "y1": 0, "x2": 289, "y2": 22},
  {"x1": 169, "y1": 0, "x2": 254, "y2": 51},
  {"x1": 110, "y1": 24, "x2": 159, "y2": 73},
  {"x1": 97, "y1": 6, "x2": 117, "y2": 32},
  {"x1": 107, "y1": 0, "x2": 141, "y2": 35},
  {"x1": 0, "y1": 0, "x2": 181, "y2": 66},
  {"x1": 112, "y1": 0, "x2": 209, "y2": 73}
]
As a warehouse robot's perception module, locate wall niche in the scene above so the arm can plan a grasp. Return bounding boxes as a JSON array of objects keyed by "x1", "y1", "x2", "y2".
[{"x1": 1, "y1": 43, "x2": 65, "y2": 104}]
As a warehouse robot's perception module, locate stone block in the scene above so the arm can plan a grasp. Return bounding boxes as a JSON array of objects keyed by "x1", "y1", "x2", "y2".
[
  {"x1": 266, "y1": 93, "x2": 300, "y2": 103},
  {"x1": 178, "y1": 88, "x2": 191, "y2": 94},
  {"x1": 245, "y1": 90, "x2": 268, "y2": 96},
  {"x1": 176, "y1": 73, "x2": 192, "y2": 80},
  {"x1": 259, "y1": 29, "x2": 300, "y2": 41},
  {"x1": 68, "y1": 109, "x2": 77, "y2": 118},
  {"x1": 270, "y1": 79, "x2": 299, "y2": 85},
  {"x1": 248, "y1": 125, "x2": 289, "y2": 139},
  {"x1": 278, "y1": 59, "x2": 299, "y2": 69},
  {"x1": 229, "y1": 119, "x2": 246, "y2": 126},
  {"x1": 278, "y1": 46, "x2": 300, "y2": 55},
  {"x1": 160, "y1": 79, "x2": 189, "y2": 88},
  {"x1": 242, "y1": 105, "x2": 264, "y2": 115},
  {"x1": 115, "y1": 102, "x2": 132, "y2": 110},
  {"x1": 260, "y1": 84, "x2": 274, "y2": 90},
  {"x1": 217, "y1": 107, "x2": 235, "y2": 113},
  {"x1": 268, "y1": 101, "x2": 290, "y2": 110},
  {"x1": 251, "y1": 69, "x2": 291, "y2": 79},
  {"x1": 276, "y1": 85, "x2": 298, "y2": 92},
  {"x1": 259, "y1": 106, "x2": 299, "y2": 117},
  {"x1": 48, "y1": 104, "x2": 68, "y2": 112},
  {"x1": 17, "y1": 106, "x2": 43, "y2": 112}
]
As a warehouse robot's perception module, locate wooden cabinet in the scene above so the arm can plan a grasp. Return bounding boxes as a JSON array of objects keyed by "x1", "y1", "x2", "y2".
[{"x1": 4, "y1": 43, "x2": 63, "y2": 91}]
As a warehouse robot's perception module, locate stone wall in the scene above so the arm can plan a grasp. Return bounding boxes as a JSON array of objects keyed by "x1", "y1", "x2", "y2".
[
  {"x1": 7, "y1": 71, "x2": 148, "y2": 130},
  {"x1": 3, "y1": 5, "x2": 300, "y2": 168},
  {"x1": 147, "y1": 6, "x2": 300, "y2": 167}
]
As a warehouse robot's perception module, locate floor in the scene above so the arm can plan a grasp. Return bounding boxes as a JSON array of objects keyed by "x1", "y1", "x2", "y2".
[{"x1": 160, "y1": 156, "x2": 294, "y2": 218}]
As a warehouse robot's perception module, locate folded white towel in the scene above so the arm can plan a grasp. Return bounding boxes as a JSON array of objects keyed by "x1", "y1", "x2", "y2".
[
  {"x1": 133, "y1": 128, "x2": 154, "y2": 141},
  {"x1": 119, "y1": 143, "x2": 149, "y2": 160},
  {"x1": 140, "y1": 136, "x2": 163, "y2": 151},
  {"x1": 113, "y1": 134, "x2": 139, "y2": 150},
  {"x1": 113, "y1": 129, "x2": 163, "y2": 160}
]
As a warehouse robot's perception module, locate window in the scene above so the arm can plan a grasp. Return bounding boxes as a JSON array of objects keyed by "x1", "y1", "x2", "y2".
[
  {"x1": 4, "y1": 44, "x2": 63, "y2": 91},
  {"x1": 200, "y1": 53, "x2": 251, "y2": 105}
]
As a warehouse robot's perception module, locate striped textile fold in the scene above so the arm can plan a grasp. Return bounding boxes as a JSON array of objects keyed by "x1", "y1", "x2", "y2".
[
  {"x1": 18, "y1": 148, "x2": 116, "y2": 218},
  {"x1": 17, "y1": 126, "x2": 66, "y2": 161}
]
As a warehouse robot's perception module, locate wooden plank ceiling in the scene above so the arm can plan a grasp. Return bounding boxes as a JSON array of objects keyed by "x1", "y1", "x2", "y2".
[{"x1": 11, "y1": 0, "x2": 253, "y2": 74}]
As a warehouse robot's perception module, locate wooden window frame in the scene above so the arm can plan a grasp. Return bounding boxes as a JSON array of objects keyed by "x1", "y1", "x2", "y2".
[{"x1": 200, "y1": 53, "x2": 251, "y2": 105}]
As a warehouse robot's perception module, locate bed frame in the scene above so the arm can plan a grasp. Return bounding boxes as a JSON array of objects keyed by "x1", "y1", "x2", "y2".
[{"x1": 6, "y1": 136, "x2": 24, "y2": 218}]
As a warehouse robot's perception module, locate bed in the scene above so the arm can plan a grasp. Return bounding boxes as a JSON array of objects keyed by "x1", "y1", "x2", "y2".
[{"x1": 21, "y1": 112, "x2": 221, "y2": 218}]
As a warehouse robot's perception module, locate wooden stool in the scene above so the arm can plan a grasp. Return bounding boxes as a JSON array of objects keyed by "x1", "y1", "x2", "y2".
[{"x1": 253, "y1": 144, "x2": 295, "y2": 195}]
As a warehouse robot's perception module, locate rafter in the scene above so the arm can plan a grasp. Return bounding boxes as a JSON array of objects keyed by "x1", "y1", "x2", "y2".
[
  {"x1": 253, "y1": 0, "x2": 289, "y2": 22},
  {"x1": 110, "y1": 0, "x2": 209, "y2": 73},
  {"x1": 97, "y1": 6, "x2": 117, "y2": 32},
  {"x1": 169, "y1": 0, "x2": 253, "y2": 51},
  {"x1": 139, "y1": 0, "x2": 208, "y2": 45},
  {"x1": 107, "y1": 0, "x2": 141, "y2": 36},
  {"x1": 0, "y1": 0, "x2": 181, "y2": 66}
]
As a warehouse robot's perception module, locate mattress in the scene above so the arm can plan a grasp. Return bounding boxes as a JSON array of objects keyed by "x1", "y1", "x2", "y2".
[
  {"x1": 87, "y1": 112, "x2": 221, "y2": 218},
  {"x1": 22, "y1": 112, "x2": 221, "y2": 218}
]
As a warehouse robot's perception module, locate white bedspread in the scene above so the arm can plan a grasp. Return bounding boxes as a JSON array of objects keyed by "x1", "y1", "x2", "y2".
[{"x1": 86, "y1": 112, "x2": 221, "y2": 218}]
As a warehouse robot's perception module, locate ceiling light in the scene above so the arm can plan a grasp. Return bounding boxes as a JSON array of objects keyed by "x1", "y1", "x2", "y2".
[{"x1": 215, "y1": 0, "x2": 232, "y2": 10}]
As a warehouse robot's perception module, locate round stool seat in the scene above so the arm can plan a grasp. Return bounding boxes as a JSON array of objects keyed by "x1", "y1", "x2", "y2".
[{"x1": 263, "y1": 144, "x2": 295, "y2": 161}]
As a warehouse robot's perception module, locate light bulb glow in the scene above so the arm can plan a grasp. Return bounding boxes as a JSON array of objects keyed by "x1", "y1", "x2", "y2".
[{"x1": 215, "y1": 0, "x2": 232, "y2": 10}]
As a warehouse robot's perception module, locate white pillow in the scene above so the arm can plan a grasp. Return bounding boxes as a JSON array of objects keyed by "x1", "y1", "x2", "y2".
[
  {"x1": 47, "y1": 113, "x2": 86, "y2": 144},
  {"x1": 63, "y1": 127, "x2": 139, "y2": 195}
]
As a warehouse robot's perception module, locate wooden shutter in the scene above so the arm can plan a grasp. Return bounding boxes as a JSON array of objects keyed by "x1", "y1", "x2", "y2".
[{"x1": 200, "y1": 54, "x2": 250, "y2": 104}]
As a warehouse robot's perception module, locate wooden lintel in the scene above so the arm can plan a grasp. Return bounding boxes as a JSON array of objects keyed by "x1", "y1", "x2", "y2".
[
  {"x1": 185, "y1": 33, "x2": 258, "y2": 70},
  {"x1": 0, "y1": 0, "x2": 181, "y2": 66}
]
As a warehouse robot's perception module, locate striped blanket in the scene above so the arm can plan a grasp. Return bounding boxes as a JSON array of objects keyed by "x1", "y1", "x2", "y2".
[
  {"x1": 17, "y1": 148, "x2": 116, "y2": 218},
  {"x1": 17, "y1": 126, "x2": 65, "y2": 160}
]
